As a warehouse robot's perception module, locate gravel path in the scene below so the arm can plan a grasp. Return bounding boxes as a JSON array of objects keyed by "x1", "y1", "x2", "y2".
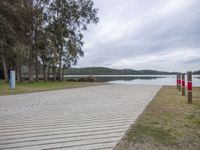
[{"x1": 0, "y1": 84, "x2": 161, "y2": 150}]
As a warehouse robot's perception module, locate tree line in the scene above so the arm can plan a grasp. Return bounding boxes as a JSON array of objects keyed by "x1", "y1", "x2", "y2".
[
  {"x1": 0, "y1": 0, "x2": 98, "y2": 82},
  {"x1": 65, "y1": 67, "x2": 178, "y2": 75}
]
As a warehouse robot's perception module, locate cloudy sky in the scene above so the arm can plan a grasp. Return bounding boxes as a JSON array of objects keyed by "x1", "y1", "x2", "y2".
[{"x1": 76, "y1": 0, "x2": 200, "y2": 72}]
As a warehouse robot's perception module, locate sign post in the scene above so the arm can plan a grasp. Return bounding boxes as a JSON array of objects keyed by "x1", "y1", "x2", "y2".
[
  {"x1": 10, "y1": 71, "x2": 16, "y2": 89},
  {"x1": 187, "y1": 71, "x2": 192, "y2": 103}
]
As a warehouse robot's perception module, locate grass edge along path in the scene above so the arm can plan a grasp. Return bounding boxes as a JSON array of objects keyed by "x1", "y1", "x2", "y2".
[
  {"x1": 114, "y1": 86, "x2": 200, "y2": 150},
  {"x1": 0, "y1": 80, "x2": 103, "y2": 96}
]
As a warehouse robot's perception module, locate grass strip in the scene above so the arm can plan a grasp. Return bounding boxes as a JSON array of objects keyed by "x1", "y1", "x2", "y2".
[
  {"x1": 114, "y1": 86, "x2": 200, "y2": 150},
  {"x1": 0, "y1": 80, "x2": 103, "y2": 96}
]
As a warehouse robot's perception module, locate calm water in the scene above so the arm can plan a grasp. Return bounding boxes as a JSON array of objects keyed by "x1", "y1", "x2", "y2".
[{"x1": 65, "y1": 75, "x2": 200, "y2": 87}]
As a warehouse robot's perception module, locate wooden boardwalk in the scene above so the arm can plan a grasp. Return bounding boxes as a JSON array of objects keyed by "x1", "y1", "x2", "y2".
[{"x1": 0, "y1": 84, "x2": 161, "y2": 150}]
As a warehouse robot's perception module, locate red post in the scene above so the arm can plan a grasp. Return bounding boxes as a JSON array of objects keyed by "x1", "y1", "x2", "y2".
[
  {"x1": 178, "y1": 73, "x2": 181, "y2": 91},
  {"x1": 181, "y1": 74, "x2": 185, "y2": 96},
  {"x1": 187, "y1": 71, "x2": 192, "y2": 103}
]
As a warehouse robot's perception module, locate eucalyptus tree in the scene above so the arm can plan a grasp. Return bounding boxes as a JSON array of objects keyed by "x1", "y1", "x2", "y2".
[
  {"x1": 44, "y1": 23, "x2": 60, "y2": 80},
  {"x1": 0, "y1": 0, "x2": 18, "y2": 81},
  {"x1": 24, "y1": 0, "x2": 50, "y2": 82},
  {"x1": 13, "y1": 42, "x2": 28, "y2": 81},
  {"x1": 37, "y1": 28, "x2": 54, "y2": 81},
  {"x1": 0, "y1": 0, "x2": 34, "y2": 81},
  {"x1": 32, "y1": 0, "x2": 50, "y2": 81},
  {"x1": 0, "y1": 0, "x2": 99, "y2": 82},
  {"x1": 0, "y1": 15, "x2": 14, "y2": 81},
  {"x1": 61, "y1": 34, "x2": 84, "y2": 80},
  {"x1": 49, "y1": 0, "x2": 98, "y2": 81},
  {"x1": 37, "y1": 32, "x2": 48, "y2": 81},
  {"x1": 0, "y1": 0, "x2": 50, "y2": 82}
]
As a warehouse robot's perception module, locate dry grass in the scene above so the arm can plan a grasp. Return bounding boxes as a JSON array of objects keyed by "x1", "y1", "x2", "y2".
[{"x1": 114, "y1": 86, "x2": 200, "y2": 150}]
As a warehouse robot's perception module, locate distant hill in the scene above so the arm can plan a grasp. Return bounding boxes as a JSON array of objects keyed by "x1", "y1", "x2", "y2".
[
  {"x1": 193, "y1": 70, "x2": 200, "y2": 74},
  {"x1": 65, "y1": 67, "x2": 178, "y2": 75}
]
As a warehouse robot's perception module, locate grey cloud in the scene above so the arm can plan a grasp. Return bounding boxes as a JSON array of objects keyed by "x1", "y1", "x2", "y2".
[
  {"x1": 76, "y1": 0, "x2": 200, "y2": 72},
  {"x1": 183, "y1": 58, "x2": 200, "y2": 64}
]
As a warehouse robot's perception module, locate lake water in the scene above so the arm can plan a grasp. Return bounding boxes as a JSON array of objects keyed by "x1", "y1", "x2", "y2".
[{"x1": 65, "y1": 75, "x2": 200, "y2": 87}]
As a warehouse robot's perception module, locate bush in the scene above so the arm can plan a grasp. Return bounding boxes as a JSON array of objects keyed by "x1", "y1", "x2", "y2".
[{"x1": 78, "y1": 76, "x2": 97, "y2": 82}]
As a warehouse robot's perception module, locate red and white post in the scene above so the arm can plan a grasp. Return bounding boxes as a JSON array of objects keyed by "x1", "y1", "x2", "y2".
[
  {"x1": 176, "y1": 74, "x2": 179, "y2": 89},
  {"x1": 181, "y1": 74, "x2": 185, "y2": 96},
  {"x1": 178, "y1": 73, "x2": 181, "y2": 91},
  {"x1": 187, "y1": 71, "x2": 192, "y2": 103}
]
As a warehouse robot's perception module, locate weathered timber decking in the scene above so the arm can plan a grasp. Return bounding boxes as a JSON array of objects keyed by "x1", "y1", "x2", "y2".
[{"x1": 0, "y1": 84, "x2": 161, "y2": 150}]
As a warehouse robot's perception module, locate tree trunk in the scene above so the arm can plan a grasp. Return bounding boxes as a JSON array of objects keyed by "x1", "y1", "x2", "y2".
[
  {"x1": 47, "y1": 64, "x2": 50, "y2": 80},
  {"x1": 16, "y1": 65, "x2": 20, "y2": 82},
  {"x1": 29, "y1": 0, "x2": 34, "y2": 83},
  {"x1": 29, "y1": 62, "x2": 34, "y2": 82},
  {"x1": 53, "y1": 65, "x2": 56, "y2": 81},
  {"x1": 59, "y1": 10, "x2": 63, "y2": 82},
  {"x1": 1, "y1": 55, "x2": 8, "y2": 81},
  {"x1": 62, "y1": 64, "x2": 65, "y2": 81},
  {"x1": 28, "y1": 34, "x2": 34, "y2": 82},
  {"x1": 19, "y1": 64, "x2": 22, "y2": 82},
  {"x1": 58, "y1": 50, "x2": 62, "y2": 82},
  {"x1": 35, "y1": 59, "x2": 38, "y2": 82},
  {"x1": 43, "y1": 62, "x2": 46, "y2": 82}
]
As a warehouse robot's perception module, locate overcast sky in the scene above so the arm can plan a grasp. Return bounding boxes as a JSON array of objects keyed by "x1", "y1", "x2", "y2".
[{"x1": 76, "y1": 0, "x2": 200, "y2": 72}]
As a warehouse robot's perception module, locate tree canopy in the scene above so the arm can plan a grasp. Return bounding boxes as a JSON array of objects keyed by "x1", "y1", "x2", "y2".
[{"x1": 0, "y1": 0, "x2": 98, "y2": 81}]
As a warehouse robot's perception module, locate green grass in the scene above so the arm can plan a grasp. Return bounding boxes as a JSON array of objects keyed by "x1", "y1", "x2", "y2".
[
  {"x1": 118, "y1": 86, "x2": 200, "y2": 149},
  {"x1": 0, "y1": 80, "x2": 103, "y2": 96},
  {"x1": 128, "y1": 123, "x2": 176, "y2": 145}
]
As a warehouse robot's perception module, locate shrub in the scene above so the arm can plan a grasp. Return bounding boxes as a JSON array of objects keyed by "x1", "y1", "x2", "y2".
[{"x1": 78, "y1": 76, "x2": 97, "y2": 82}]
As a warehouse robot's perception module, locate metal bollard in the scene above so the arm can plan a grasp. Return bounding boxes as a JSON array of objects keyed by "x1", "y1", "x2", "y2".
[
  {"x1": 10, "y1": 71, "x2": 16, "y2": 89},
  {"x1": 187, "y1": 71, "x2": 192, "y2": 103}
]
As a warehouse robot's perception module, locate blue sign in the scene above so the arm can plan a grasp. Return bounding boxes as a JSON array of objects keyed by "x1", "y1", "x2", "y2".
[{"x1": 10, "y1": 71, "x2": 15, "y2": 89}]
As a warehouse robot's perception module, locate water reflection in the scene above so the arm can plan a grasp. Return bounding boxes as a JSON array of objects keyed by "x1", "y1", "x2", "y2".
[
  {"x1": 65, "y1": 75, "x2": 200, "y2": 86},
  {"x1": 94, "y1": 76, "x2": 163, "y2": 82}
]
